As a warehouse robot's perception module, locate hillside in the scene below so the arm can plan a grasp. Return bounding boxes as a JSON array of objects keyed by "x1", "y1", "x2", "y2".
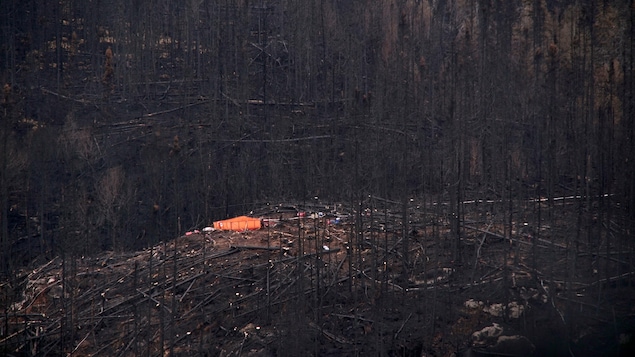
[
  {"x1": 1, "y1": 0, "x2": 634, "y2": 262},
  {"x1": 1, "y1": 1, "x2": 634, "y2": 355},
  {"x1": 3, "y1": 198, "x2": 634, "y2": 356}
]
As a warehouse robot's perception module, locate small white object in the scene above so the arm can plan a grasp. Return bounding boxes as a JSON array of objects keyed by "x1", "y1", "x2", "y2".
[
  {"x1": 322, "y1": 245, "x2": 330, "y2": 251},
  {"x1": 202, "y1": 226, "x2": 214, "y2": 232}
]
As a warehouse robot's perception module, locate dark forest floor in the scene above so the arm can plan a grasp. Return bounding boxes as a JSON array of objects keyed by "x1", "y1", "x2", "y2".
[{"x1": 2, "y1": 198, "x2": 635, "y2": 356}]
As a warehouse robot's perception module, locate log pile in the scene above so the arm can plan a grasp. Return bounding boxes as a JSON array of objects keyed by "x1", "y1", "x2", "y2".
[
  {"x1": 2, "y1": 199, "x2": 635, "y2": 356},
  {"x1": 2, "y1": 213, "x2": 359, "y2": 356}
]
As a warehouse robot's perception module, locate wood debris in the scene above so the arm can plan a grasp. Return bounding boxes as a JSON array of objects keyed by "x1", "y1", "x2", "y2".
[{"x1": 2, "y1": 200, "x2": 634, "y2": 356}]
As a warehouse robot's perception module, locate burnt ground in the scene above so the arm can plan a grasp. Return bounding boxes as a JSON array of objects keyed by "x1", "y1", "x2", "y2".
[{"x1": 2, "y1": 197, "x2": 635, "y2": 356}]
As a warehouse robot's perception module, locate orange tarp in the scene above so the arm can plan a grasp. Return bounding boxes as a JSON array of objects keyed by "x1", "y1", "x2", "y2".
[{"x1": 213, "y1": 216, "x2": 262, "y2": 231}]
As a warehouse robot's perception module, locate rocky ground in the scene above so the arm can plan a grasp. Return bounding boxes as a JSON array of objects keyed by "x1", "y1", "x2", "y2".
[{"x1": 2, "y1": 198, "x2": 635, "y2": 356}]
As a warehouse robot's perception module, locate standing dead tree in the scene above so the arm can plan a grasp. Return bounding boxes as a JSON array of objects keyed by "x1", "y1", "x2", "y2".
[{"x1": 97, "y1": 166, "x2": 125, "y2": 250}]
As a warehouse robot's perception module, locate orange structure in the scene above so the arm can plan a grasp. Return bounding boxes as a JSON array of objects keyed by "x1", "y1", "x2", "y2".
[{"x1": 213, "y1": 216, "x2": 262, "y2": 231}]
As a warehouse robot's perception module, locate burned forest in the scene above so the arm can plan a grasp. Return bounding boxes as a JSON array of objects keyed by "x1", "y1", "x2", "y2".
[{"x1": 2, "y1": 0, "x2": 635, "y2": 356}]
